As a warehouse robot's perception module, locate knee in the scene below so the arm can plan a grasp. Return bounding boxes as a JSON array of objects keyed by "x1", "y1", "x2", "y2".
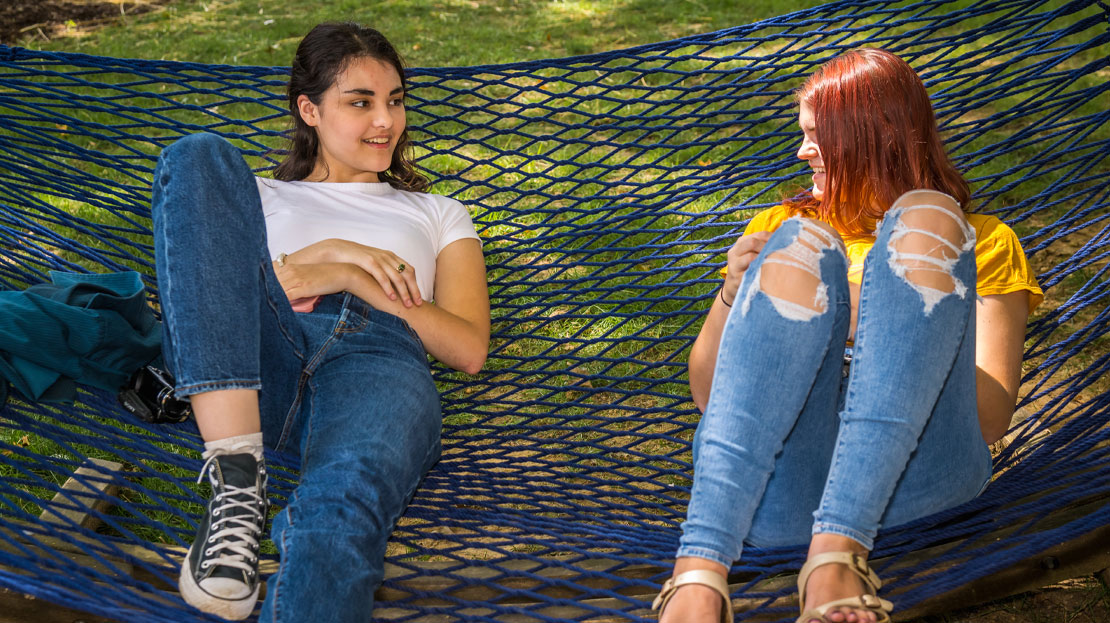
[
  {"x1": 156, "y1": 133, "x2": 250, "y2": 190},
  {"x1": 163, "y1": 132, "x2": 239, "y2": 163},
  {"x1": 753, "y1": 217, "x2": 846, "y2": 319},
  {"x1": 796, "y1": 216, "x2": 842, "y2": 243},
  {"x1": 293, "y1": 444, "x2": 434, "y2": 532},
  {"x1": 153, "y1": 132, "x2": 256, "y2": 220},
  {"x1": 882, "y1": 190, "x2": 975, "y2": 308},
  {"x1": 290, "y1": 462, "x2": 396, "y2": 534}
]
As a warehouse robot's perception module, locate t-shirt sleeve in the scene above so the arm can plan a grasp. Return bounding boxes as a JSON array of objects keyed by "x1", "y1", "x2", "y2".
[
  {"x1": 973, "y1": 216, "x2": 1044, "y2": 313},
  {"x1": 742, "y1": 205, "x2": 790, "y2": 237},
  {"x1": 435, "y1": 196, "x2": 480, "y2": 255},
  {"x1": 722, "y1": 206, "x2": 791, "y2": 277}
]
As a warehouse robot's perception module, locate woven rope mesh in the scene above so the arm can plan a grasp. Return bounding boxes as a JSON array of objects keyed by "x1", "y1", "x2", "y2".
[{"x1": 0, "y1": 0, "x2": 1108, "y2": 621}]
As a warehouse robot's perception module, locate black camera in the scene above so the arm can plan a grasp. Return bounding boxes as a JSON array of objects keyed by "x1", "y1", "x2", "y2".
[{"x1": 118, "y1": 365, "x2": 192, "y2": 424}]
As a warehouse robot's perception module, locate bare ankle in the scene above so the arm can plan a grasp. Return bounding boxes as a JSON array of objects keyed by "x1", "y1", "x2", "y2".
[
  {"x1": 808, "y1": 533, "x2": 868, "y2": 559},
  {"x1": 673, "y1": 556, "x2": 729, "y2": 577}
]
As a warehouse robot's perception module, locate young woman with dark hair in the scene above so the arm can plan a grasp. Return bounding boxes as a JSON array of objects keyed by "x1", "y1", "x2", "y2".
[
  {"x1": 152, "y1": 22, "x2": 489, "y2": 622},
  {"x1": 653, "y1": 48, "x2": 1041, "y2": 623}
]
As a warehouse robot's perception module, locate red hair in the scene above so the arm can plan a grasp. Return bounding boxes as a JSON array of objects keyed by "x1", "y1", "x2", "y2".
[{"x1": 786, "y1": 48, "x2": 970, "y2": 235}]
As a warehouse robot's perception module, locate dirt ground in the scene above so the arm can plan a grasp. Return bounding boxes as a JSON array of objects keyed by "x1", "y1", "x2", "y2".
[
  {"x1": 929, "y1": 576, "x2": 1110, "y2": 623},
  {"x1": 0, "y1": 0, "x2": 165, "y2": 44}
]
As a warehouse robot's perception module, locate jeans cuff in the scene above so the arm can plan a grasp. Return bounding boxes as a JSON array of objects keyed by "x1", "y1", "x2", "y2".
[
  {"x1": 810, "y1": 522, "x2": 874, "y2": 551},
  {"x1": 674, "y1": 546, "x2": 734, "y2": 569},
  {"x1": 176, "y1": 379, "x2": 262, "y2": 397}
]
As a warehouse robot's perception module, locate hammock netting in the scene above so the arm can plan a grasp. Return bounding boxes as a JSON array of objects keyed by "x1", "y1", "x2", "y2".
[{"x1": 1, "y1": 0, "x2": 1108, "y2": 620}]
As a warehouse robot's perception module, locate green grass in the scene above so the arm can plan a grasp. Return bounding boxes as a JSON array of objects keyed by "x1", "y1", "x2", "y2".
[{"x1": 19, "y1": 0, "x2": 806, "y2": 68}]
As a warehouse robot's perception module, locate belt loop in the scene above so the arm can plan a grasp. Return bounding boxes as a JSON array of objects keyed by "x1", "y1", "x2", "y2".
[
  {"x1": 333, "y1": 292, "x2": 349, "y2": 325},
  {"x1": 339, "y1": 292, "x2": 375, "y2": 329}
]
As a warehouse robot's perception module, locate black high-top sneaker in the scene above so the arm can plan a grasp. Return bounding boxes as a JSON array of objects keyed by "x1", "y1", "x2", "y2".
[{"x1": 179, "y1": 452, "x2": 268, "y2": 620}]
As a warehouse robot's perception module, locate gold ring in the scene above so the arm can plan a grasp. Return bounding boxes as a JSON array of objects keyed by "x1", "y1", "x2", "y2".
[{"x1": 396, "y1": 263, "x2": 406, "y2": 273}]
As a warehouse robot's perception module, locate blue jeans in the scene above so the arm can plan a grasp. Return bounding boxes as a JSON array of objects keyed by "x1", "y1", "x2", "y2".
[
  {"x1": 677, "y1": 212, "x2": 992, "y2": 567},
  {"x1": 153, "y1": 133, "x2": 443, "y2": 622}
]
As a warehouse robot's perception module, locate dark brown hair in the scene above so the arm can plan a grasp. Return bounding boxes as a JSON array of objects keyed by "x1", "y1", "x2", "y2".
[
  {"x1": 274, "y1": 22, "x2": 429, "y2": 192},
  {"x1": 786, "y1": 48, "x2": 969, "y2": 235}
]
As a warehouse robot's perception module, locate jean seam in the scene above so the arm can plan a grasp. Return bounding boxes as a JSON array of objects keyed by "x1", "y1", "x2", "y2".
[
  {"x1": 156, "y1": 165, "x2": 186, "y2": 390},
  {"x1": 811, "y1": 522, "x2": 873, "y2": 550},
  {"x1": 277, "y1": 324, "x2": 341, "y2": 451},
  {"x1": 300, "y1": 375, "x2": 319, "y2": 485},
  {"x1": 673, "y1": 547, "x2": 733, "y2": 569},
  {"x1": 275, "y1": 371, "x2": 311, "y2": 451},
  {"x1": 304, "y1": 332, "x2": 341, "y2": 375},
  {"x1": 176, "y1": 379, "x2": 260, "y2": 396},
  {"x1": 262, "y1": 263, "x2": 306, "y2": 360},
  {"x1": 271, "y1": 378, "x2": 314, "y2": 622},
  {"x1": 272, "y1": 489, "x2": 296, "y2": 623},
  {"x1": 386, "y1": 434, "x2": 442, "y2": 542}
]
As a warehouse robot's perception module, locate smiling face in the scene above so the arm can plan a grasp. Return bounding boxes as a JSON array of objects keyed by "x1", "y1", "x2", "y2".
[
  {"x1": 297, "y1": 57, "x2": 406, "y2": 183},
  {"x1": 796, "y1": 101, "x2": 826, "y2": 201}
]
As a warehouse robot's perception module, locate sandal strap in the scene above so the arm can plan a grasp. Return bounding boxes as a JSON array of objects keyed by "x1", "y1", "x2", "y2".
[
  {"x1": 652, "y1": 569, "x2": 733, "y2": 623},
  {"x1": 797, "y1": 551, "x2": 882, "y2": 605}
]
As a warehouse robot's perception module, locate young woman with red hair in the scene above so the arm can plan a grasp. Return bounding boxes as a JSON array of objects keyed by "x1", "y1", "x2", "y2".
[{"x1": 653, "y1": 48, "x2": 1041, "y2": 623}]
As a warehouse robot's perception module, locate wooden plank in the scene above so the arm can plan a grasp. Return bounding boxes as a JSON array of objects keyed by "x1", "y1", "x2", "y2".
[
  {"x1": 0, "y1": 458, "x2": 134, "y2": 623},
  {"x1": 0, "y1": 522, "x2": 135, "y2": 580},
  {"x1": 39, "y1": 458, "x2": 125, "y2": 530},
  {"x1": 898, "y1": 521, "x2": 1110, "y2": 619},
  {"x1": 0, "y1": 588, "x2": 120, "y2": 623}
]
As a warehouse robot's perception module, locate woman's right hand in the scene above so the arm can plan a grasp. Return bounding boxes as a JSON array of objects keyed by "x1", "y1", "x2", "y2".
[
  {"x1": 282, "y1": 239, "x2": 422, "y2": 307},
  {"x1": 689, "y1": 230, "x2": 772, "y2": 411},
  {"x1": 273, "y1": 261, "x2": 358, "y2": 302},
  {"x1": 720, "y1": 231, "x2": 771, "y2": 306}
]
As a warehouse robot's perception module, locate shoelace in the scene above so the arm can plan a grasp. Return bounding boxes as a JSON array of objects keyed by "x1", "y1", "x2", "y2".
[{"x1": 197, "y1": 456, "x2": 266, "y2": 574}]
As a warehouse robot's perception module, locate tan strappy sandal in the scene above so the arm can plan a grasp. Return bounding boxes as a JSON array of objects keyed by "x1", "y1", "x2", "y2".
[
  {"x1": 652, "y1": 569, "x2": 733, "y2": 623},
  {"x1": 796, "y1": 552, "x2": 893, "y2": 623}
]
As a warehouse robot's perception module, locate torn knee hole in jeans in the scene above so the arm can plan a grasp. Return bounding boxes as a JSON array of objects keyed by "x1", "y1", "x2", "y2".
[
  {"x1": 886, "y1": 203, "x2": 975, "y2": 314},
  {"x1": 741, "y1": 222, "x2": 845, "y2": 321}
]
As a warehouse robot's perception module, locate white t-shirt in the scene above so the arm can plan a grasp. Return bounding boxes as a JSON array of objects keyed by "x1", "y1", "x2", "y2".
[{"x1": 256, "y1": 178, "x2": 479, "y2": 301}]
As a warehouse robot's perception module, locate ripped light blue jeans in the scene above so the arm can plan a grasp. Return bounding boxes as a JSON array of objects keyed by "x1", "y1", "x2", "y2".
[{"x1": 677, "y1": 194, "x2": 993, "y2": 567}]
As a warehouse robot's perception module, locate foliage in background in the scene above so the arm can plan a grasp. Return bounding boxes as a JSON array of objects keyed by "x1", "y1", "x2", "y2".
[{"x1": 21, "y1": 0, "x2": 808, "y2": 67}]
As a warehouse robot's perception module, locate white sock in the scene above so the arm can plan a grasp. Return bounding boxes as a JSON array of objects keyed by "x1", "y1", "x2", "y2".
[{"x1": 202, "y1": 432, "x2": 264, "y2": 462}]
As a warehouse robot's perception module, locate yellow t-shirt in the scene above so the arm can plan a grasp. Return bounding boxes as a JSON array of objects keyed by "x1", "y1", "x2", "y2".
[{"x1": 735, "y1": 205, "x2": 1044, "y2": 312}]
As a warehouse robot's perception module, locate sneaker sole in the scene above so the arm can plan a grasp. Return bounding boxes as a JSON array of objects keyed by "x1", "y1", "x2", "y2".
[{"x1": 179, "y1": 543, "x2": 259, "y2": 621}]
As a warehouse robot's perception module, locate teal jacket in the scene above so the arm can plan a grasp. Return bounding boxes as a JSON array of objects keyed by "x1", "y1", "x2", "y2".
[{"x1": 0, "y1": 271, "x2": 161, "y2": 406}]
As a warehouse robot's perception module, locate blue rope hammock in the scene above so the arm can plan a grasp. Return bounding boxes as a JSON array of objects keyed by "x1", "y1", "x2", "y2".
[{"x1": 1, "y1": 0, "x2": 1108, "y2": 621}]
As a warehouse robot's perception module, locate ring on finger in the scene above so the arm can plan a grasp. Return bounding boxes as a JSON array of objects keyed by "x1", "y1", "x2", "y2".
[{"x1": 396, "y1": 263, "x2": 406, "y2": 273}]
